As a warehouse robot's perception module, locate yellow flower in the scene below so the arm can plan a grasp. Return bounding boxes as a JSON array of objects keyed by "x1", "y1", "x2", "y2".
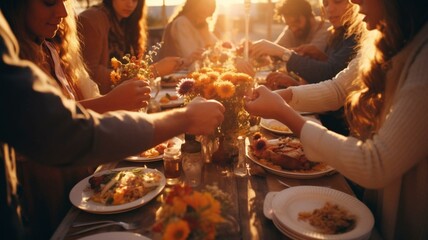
[
  {"x1": 214, "y1": 80, "x2": 235, "y2": 99},
  {"x1": 203, "y1": 84, "x2": 217, "y2": 99},
  {"x1": 172, "y1": 197, "x2": 187, "y2": 216},
  {"x1": 110, "y1": 71, "x2": 121, "y2": 84},
  {"x1": 163, "y1": 219, "x2": 190, "y2": 240},
  {"x1": 110, "y1": 57, "x2": 121, "y2": 69},
  {"x1": 234, "y1": 72, "x2": 252, "y2": 84}
]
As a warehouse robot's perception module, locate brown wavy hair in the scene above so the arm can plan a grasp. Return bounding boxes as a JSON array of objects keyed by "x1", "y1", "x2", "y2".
[
  {"x1": 102, "y1": 0, "x2": 147, "y2": 54},
  {"x1": 345, "y1": 0, "x2": 427, "y2": 140},
  {"x1": 168, "y1": 0, "x2": 216, "y2": 29}
]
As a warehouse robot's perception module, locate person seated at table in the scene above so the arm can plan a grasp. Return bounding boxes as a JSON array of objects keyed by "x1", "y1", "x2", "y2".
[
  {"x1": 1, "y1": 0, "x2": 153, "y2": 114},
  {"x1": 244, "y1": 0, "x2": 428, "y2": 238},
  {"x1": 251, "y1": 0, "x2": 364, "y2": 135},
  {"x1": 274, "y1": 0, "x2": 331, "y2": 52},
  {"x1": 0, "y1": 7, "x2": 225, "y2": 239},
  {"x1": 251, "y1": 0, "x2": 362, "y2": 87},
  {"x1": 158, "y1": 0, "x2": 218, "y2": 62},
  {"x1": 78, "y1": 0, "x2": 184, "y2": 94}
]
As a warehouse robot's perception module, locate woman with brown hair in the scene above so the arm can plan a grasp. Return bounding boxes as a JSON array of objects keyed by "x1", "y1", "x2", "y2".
[
  {"x1": 79, "y1": 0, "x2": 183, "y2": 94},
  {"x1": 245, "y1": 0, "x2": 427, "y2": 238},
  {"x1": 158, "y1": 0, "x2": 218, "y2": 60}
]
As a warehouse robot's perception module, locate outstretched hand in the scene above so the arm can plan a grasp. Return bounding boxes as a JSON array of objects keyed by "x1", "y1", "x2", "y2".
[
  {"x1": 184, "y1": 97, "x2": 225, "y2": 135},
  {"x1": 244, "y1": 85, "x2": 288, "y2": 120}
]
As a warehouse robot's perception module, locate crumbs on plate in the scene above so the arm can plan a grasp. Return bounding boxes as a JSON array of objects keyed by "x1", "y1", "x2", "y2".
[{"x1": 298, "y1": 202, "x2": 357, "y2": 234}]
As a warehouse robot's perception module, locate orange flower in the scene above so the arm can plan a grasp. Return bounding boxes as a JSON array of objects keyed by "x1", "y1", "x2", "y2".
[
  {"x1": 171, "y1": 197, "x2": 187, "y2": 216},
  {"x1": 203, "y1": 84, "x2": 217, "y2": 99},
  {"x1": 163, "y1": 219, "x2": 190, "y2": 240},
  {"x1": 214, "y1": 80, "x2": 235, "y2": 99}
]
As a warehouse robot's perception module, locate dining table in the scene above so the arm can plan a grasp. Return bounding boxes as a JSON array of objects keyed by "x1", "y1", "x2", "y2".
[
  {"x1": 50, "y1": 122, "x2": 380, "y2": 240},
  {"x1": 51, "y1": 74, "x2": 383, "y2": 239}
]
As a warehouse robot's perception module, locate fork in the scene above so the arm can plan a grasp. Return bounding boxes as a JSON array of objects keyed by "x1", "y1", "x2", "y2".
[{"x1": 69, "y1": 220, "x2": 141, "y2": 236}]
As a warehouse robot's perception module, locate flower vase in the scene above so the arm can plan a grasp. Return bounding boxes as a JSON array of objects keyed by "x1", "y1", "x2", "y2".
[{"x1": 211, "y1": 133, "x2": 239, "y2": 172}]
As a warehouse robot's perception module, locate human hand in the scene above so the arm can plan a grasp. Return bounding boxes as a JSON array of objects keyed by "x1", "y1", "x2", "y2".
[
  {"x1": 153, "y1": 57, "x2": 184, "y2": 76},
  {"x1": 250, "y1": 39, "x2": 284, "y2": 58},
  {"x1": 182, "y1": 48, "x2": 205, "y2": 67},
  {"x1": 184, "y1": 97, "x2": 225, "y2": 135},
  {"x1": 106, "y1": 79, "x2": 151, "y2": 110},
  {"x1": 265, "y1": 72, "x2": 300, "y2": 90},
  {"x1": 244, "y1": 85, "x2": 289, "y2": 120},
  {"x1": 293, "y1": 44, "x2": 328, "y2": 61}
]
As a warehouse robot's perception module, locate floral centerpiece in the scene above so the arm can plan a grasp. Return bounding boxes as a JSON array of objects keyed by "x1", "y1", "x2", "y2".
[
  {"x1": 152, "y1": 184, "x2": 234, "y2": 240},
  {"x1": 200, "y1": 41, "x2": 236, "y2": 69},
  {"x1": 176, "y1": 67, "x2": 254, "y2": 165},
  {"x1": 109, "y1": 42, "x2": 162, "y2": 88}
]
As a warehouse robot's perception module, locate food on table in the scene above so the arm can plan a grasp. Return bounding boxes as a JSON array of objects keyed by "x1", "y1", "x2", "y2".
[
  {"x1": 139, "y1": 139, "x2": 179, "y2": 158},
  {"x1": 298, "y1": 202, "x2": 357, "y2": 234},
  {"x1": 88, "y1": 168, "x2": 162, "y2": 205},
  {"x1": 161, "y1": 74, "x2": 186, "y2": 87},
  {"x1": 159, "y1": 93, "x2": 179, "y2": 104},
  {"x1": 249, "y1": 132, "x2": 324, "y2": 171}
]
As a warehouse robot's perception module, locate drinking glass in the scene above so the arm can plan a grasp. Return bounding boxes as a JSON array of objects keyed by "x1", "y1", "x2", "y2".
[{"x1": 163, "y1": 147, "x2": 181, "y2": 185}]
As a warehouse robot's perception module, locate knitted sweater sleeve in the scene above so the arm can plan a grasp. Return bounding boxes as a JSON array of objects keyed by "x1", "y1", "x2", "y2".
[{"x1": 299, "y1": 44, "x2": 428, "y2": 189}]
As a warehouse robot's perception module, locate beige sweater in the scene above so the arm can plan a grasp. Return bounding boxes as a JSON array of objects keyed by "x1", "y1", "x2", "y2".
[{"x1": 289, "y1": 24, "x2": 428, "y2": 240}]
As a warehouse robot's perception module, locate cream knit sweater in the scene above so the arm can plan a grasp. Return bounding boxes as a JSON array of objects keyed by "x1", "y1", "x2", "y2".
[{"x1": 289, "y1": 24, "x2": 428, "y2": 240}]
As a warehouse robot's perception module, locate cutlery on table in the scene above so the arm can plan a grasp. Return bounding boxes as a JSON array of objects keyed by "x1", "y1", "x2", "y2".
[{"x1": 69, "y1": 220, "x2": 141, "y2": 236}]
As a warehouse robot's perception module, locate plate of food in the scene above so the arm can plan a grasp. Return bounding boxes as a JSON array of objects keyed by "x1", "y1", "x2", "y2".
[
  {"x1": 79, "y1": 232, "x2": 151, "y2": 240},
  {"x1": 69, "y1": 167, "x2": 165, "y2": 214},
  {"x1": 161, "y1": 71, "x2": 188, "y2": 88},
  {"x1": 246, "y1": 133, "x2": 335, "y2": 179},
  {"x1": 125, "y1": 137, "x2": 182, "y2": 162},
  {"x1": 271, "y1": 186, "x2": 374, "y2": 240},
  {"x1": 156, "y1": 90, "x2": 184, "y2": 108},
  {"x1": 259, "y1": 118, "x2": 293, "y2": 135}
]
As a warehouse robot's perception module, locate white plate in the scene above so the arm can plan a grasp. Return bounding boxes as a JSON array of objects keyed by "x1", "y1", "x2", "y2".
[
  {"x1": 156, "y1": 89, "x2": 184, "y2": 108},
  {"x1": 125, "y1": 137, "x2": 182, "y2": 162},
  {"x1": 69, "y1": 167, "x2": 166, "y2": 214},
  {"x1": 272, "y1": 186, "x2": 374, "y2": 240},
  {"x1": 246, "y1": 138, "x2": 335, "y2": 179},
  {"x1": 78, "y1": 232, "x2": 150, "y2": 240},
  {"x1": 260, "y1": 118, "x2": 293, "y2": 134},
  {"x1": 161, "y1": 71, "x2": 188, "y2": 88}
]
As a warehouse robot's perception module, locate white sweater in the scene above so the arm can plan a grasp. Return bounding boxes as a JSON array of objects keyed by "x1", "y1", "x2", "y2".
[{"x1": 289, "y1": 24, "x2": 428, "y2": 240}]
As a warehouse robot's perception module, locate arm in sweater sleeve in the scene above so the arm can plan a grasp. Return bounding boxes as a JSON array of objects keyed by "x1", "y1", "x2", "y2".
[
  {"x1": 288, "y1": 57, "x2": 359, "y2": 112},
  {"x1": 286, "y1": 36, "x2": 357, "y2": 83},
  {"x1": 0, "y1": 53, "x2": 154, "y2": 167},
  {"x1": 299, "y1": 44, "x2": 428, "y2": 189}
]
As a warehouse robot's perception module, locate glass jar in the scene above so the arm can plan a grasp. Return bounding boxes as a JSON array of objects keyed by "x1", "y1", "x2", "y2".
[{"x1": 181, "y1": 134, "x2": 203, "y2": 187}]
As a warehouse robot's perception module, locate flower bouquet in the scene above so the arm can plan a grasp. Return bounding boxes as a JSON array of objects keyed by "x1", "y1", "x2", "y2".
[
  {"x1": 109, "y1": 42, "x2": 162, "y2": 88},
  {"x1": 176, "y1": 67, "x2": 254, "y2": 166},
  {"x1": 152, "y1": 184, "x2": 234, "y2": 240},
  {"x1": 200, "y1": 41, "x2": 236, "y2": 69}
]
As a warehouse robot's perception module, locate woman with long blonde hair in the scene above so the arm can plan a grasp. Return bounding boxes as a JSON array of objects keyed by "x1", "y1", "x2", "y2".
[{"x1": 245, "y1": 0, "x2": 427, "y2": 238}]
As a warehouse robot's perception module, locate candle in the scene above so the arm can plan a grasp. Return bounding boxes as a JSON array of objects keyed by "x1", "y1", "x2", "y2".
[{"x1": 244, "y1": 0, "x2": 251, "y2": 61}]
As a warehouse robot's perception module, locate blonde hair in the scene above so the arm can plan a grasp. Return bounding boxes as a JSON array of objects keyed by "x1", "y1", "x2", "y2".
[{"x1": 52, "y1": 0, "x2": 93, "y2": 98}]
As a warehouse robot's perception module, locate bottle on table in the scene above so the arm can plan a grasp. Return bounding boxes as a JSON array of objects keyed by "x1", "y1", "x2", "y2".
[{"x1": 181, "y1": 134, "x2": 203, "y2": 187}]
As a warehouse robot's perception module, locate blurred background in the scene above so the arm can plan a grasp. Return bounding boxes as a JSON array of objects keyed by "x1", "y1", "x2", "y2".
[{"x1": 75, "y1": 0, "x2": 322, "y2": 47}]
